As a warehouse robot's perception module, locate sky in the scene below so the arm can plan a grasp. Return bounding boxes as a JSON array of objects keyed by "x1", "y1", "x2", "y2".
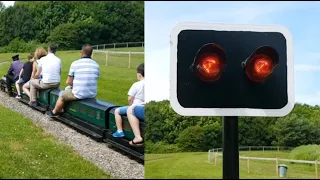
[
  {"x1": 145, "y1": 1, "x2": 320, "y2": 106},
  {"x1": 1, "y1": 1, "x2": 14, "y2": 7}
]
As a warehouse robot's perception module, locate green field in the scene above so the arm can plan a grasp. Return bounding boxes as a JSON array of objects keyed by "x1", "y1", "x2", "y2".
[
  {"x1": 0, "y1": 47, "x2": 144, "y2": 178},
  {"x1": 145, "y1": 151, "x2": 320, "y2": 179},
  {"x1": 0, "y1": 47, "x2": 144, "y2": 105},
  {"x1": 0, "y1": 104, "x2": 110, "y2": 179}
]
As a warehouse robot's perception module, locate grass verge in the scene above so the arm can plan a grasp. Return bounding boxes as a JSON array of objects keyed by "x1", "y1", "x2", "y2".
[
  {"x1": 145, "y1": 151, "x2": 320, "y2": 179},
  {"x1": 0, "y1": 104, "x2": 111, "y2": 179}
]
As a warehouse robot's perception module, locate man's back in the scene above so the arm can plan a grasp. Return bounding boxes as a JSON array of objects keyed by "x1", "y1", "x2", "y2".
[
  {"x1": 39, "y1": 53, "x2": 61, "y2": 83},
  {"x1": 70, "y1": 58, "x2": 99, "y2": 99},
  {"x1": 9, "y1": 60, "x2": 24, "y2": 80},
  {"x1": 128, "y1": 79, "x2": 145, "y2": 105}
]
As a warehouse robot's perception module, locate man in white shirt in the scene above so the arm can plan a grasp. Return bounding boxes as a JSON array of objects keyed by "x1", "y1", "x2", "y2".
[
  {"x1": 112, "y1": 63, "x2": 145, "y2": 138},
  {"x1": 46, "y1": 44, "x2": 100, "y2": 117},
  {"x1": 29, "y1": 44, "x2": 61, "y2": 107}
]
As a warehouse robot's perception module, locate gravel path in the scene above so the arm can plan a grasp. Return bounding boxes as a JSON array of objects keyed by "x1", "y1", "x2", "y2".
[{"x1": 0, "y1": 91, "x2": 144, "y2": 179}]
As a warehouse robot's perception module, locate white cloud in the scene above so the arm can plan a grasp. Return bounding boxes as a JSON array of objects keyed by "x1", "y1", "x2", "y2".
[
  {"x1": 145, "y1": 47, "x2": 170, "y2": 102},
  {"x1": 1, "y1": 1, "x2": 14, "y2": 7},
  {"x1": 296, "y1": 92, "x2": 320, "y2": 106},
  {"x1": 294, "y1": 64, "x2": 320, "y2": 71}
]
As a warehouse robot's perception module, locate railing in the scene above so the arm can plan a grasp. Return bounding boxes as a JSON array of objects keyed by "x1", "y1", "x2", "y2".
[
  {"x1": 92, "y1": 42, "x2": 144, "y2": 50},
  {"x1": 208, "y1": 146, "x2": 319, "y2": 179}
]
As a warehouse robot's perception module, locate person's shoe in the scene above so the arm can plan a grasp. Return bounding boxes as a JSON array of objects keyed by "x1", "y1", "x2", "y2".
[
  {"x1": 15, "y1": 95, "x2": 21, "y2": 99},
  {"x1": 46, "y1": 111, "x2": 59, "y2": 118},
  {"x1": 112, "y1": 131, "x2": 125, "y2": 138},
  {"x1": 29, "y1": 101, "x2": 38, "y2": 108}
]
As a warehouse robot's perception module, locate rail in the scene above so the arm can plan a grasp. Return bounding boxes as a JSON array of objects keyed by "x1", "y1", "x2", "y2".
[{"x1": 208, "y1": 146, "x2": 319, "y2": 178}]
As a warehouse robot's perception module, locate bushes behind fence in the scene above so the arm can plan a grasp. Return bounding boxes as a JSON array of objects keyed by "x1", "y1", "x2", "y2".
[{"x1": 145, "y1": 100, "x2": 320, "y2": 153}]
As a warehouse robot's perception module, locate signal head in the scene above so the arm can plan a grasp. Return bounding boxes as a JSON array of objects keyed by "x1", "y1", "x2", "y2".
[
  {"x1": 191, "y1": 43, "x2": 226, "y2": 82},
  {"x1": 244, "y1": 46, "x2": 279, "y2": 83}
]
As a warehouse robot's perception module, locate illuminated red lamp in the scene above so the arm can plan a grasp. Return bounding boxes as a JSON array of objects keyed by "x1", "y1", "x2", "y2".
[
  {"x1": 244, "y1": 46, "x2": 279, "y2": 83},
  {"x1": 192, "y1": 43, "x2": 226, "y2": 82}
]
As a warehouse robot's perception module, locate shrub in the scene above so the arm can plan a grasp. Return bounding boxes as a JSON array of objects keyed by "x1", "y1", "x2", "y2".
[
  {"x1": 0, "y1": 38, "x2": 46, "y2": 53},
  {"x1": 288, "y1": 145, "x2": 320, "y2": 161},
  {"x1": 145, "y1": 141, "x2": 181, "y2": 154}
]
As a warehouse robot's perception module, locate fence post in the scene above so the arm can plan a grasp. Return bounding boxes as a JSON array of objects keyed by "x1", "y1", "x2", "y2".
[
  {"x1": 249, "y1": 146, "x2": 251, "y2": 151},
  {"x1": 215, "y1": 152, "x2": 217, "y2": 166},
  {"x1": 263, "y1": 146, "x2": 264, "y2": 152},
  {"x1": 316, "y1": 160, "x2": 318, "y2": 179},
  {"x1": 105, "y1": 51, "x2": 108, "y2": 66},
  {"x1": 127, "y1": 42, "x2": 129, "y2": 48},
  {"x1": 128, "y1": 52, "x2": 131, "y2": 69},
  {"x1": 276, "y1": 157, "x2": 279, "y2": 177},
  {"x1": 247, "y1": 156, "x2": 250, "y2": 174},
  {"x1": 277, "y1": 146, "x2": 280, "y2": 152},
  {"x1": 104, "y1": 44, "x2": 106, "y2": 50},
  {"x1": 114, "y1": 43, "x2": 116, "y2": 49}
]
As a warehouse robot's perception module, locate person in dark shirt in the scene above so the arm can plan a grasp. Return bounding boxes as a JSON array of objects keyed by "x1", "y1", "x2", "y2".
[
  {"x1": 15, "y1": 53, "x2": 34, "y2": 99},
  {"x1": 6, "y1": 55, "x2": 24, "y2": 97}
]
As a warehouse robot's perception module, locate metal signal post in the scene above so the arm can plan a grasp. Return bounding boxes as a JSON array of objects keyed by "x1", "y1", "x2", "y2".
[{"x1": 222, "y1": 116, "x2": 239, "y2": 179}]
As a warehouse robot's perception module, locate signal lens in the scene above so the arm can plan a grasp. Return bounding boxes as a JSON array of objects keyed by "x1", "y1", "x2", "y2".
[
  {"x1": 253, "y1": 55, "x2": 273, "y2": 77},
  {"x1": 193, "y1": 44, "x2": 226, "y2": 82},
  {"x1": 245, "y1": 46, "x2": 278, "y2": 83},
  {"x1": 198, "y1": 54, "x2": 222, "y2": 77}
]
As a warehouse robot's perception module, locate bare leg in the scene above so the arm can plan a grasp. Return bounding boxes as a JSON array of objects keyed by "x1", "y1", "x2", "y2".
[
  {"x1": 15, "y1": 81, "x2": 21, "y2": 95},
  {"x1": 22, "y1": 83, "x2": 30, "y2": 98},
  {"x1": 52, "y1": 96, "x2": 64, "y2": 114},
  {"x1": 127, "y1": 106, "x2": 143, "y2": 143},
  {"x1": 115, "y1": 108, "x2": 123, "y2": 131}
]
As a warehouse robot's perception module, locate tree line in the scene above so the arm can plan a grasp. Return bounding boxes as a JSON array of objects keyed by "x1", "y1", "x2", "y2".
[
  {"x1": 0, "y1": 1, "x2": 144, "y2": 53},
  {"x1": 145, "y1": 100, "x2": 320, "y2": 153}
]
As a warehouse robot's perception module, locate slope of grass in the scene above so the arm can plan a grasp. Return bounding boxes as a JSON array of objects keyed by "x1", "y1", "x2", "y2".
[
  {"x1": 145, "y1": 151, "x2": 320, "y2": 179},
  {"x1": 289, "y1": 145, "x2": 320, "y2": 161},
  {"x1": 0, "y1": 47, "x2": 144, "y2": 105},
  {"x1": 0, "y1": 104, "x2": 110, "y2": 179}
]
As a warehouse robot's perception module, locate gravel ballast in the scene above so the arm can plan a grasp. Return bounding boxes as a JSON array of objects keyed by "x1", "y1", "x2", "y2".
[{"x1": 0, "y1": 91, "x2": 144, "y2": 179}]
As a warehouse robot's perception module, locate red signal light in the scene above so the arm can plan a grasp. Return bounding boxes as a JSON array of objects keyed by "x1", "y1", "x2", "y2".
[
  {"x1": 244, "y1": 46, "x2": 279, "y2": 83},
  {"x1": 192, "y1": 44, "x2": 226, "y2": 82}
]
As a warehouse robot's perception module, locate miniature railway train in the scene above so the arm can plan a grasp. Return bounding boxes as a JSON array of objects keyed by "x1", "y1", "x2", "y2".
[{"x1": 0, "y1": 76, "x2": 144, "y2": 162}]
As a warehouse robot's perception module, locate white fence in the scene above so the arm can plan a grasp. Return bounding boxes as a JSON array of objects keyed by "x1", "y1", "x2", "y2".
[
  {"x1": 92, "y1": 42, "x2": 144, "y2": 50},
  {"x1": 93, "y1": 50, "x2": 144, "y2": 69},
  {"x1": 208, "y1": 146, "x2": 319, "y2": 178}
]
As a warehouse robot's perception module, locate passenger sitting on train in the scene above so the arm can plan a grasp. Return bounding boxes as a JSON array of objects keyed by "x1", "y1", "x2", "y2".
[
  {"x1": 29, "y1": 44, "x2": 61, "y2": 107},
  {"x1": 15, "y1": 53, "x2": 34, "y2": 99},
  {"x1": 112, "y1": 63, "x2": 145, "y2": 138},
  {"x1": 46, "y1": 44, "x2": 100, "y2": 117},
  {"x1": 127, "y1": 105, "x2": 144, "y2": 146},
  {"x1": 23, "y1": 48, "x2": 47, "y2": 100},
  {"x1": 5, "y1": 55, "x2": 24, "y2": 97}
]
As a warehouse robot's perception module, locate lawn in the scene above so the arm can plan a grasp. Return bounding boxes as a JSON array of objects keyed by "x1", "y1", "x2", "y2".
[
  {"x1": 0, "y1": 104, "x2": 110, "y2": 179},
  {"x1": 0, "y1": 47, "x2": 144, "y2": 105},
  {"x1": 0, "y1": 47, "x2": 144, "y2": 178},
  {"x1": 145, "y1": 151, "x2": 320, "y2": 179}
]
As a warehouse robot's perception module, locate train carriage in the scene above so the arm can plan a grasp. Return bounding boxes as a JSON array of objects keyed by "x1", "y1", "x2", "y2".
[{"x1": 0, "y1": 76, "x2": 144, "y2": 161}]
